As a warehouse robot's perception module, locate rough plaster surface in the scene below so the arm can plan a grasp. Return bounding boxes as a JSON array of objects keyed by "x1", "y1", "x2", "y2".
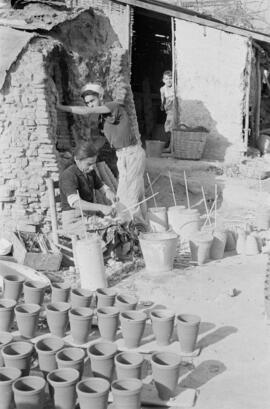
[{"x1": 174, "y1": 19, "x2": 248, "y2": 162}]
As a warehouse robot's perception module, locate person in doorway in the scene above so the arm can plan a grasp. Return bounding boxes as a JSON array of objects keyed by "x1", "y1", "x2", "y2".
[
  {"x1": 59, "y1": 141, "x2": 116, "y2": 235},
  {"x1": 57, "y1": 83, "x2": 146, "y2": 223},
  {"x1": 160, "y1": 70, "x2": 175, "y2": 154}
]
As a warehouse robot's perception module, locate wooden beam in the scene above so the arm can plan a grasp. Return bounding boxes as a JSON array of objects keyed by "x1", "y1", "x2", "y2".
[
  {"x1": 244, "y1": 40, "x2": 252, "y2": 150},
  {"x1": 255, "y1": 52, "x2": 262, "y2": 142}
]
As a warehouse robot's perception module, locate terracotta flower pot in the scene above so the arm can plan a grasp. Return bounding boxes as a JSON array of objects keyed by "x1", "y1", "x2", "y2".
[
  {"x1": 176, "y1": 314, "x2": 201, "y2": 354},
  {"x1": 69, "y1": 307, "x2": 93, "y2": 344},
  {"x1": 0, "y1": 367, "x2": 21, "y2": 409},
  {"x1": 120, "y1": 311, "x2": 147, "y2": 349},
  {"x1": 47, "y1": 368, "x2": 80, "y2": 409},
  {"x1": 45, "y1": 302, "x2": 70, "y2": 338},
  {"x1": 71, "y1": 288, "x2": 93, "y2": 308},
  {"x1": 115, "y1": 294, "x2": 138, "y2": 312},
  {"x1": 151, "y1": 351, "x2": 181, "y2": 400},
  {"x1": 0, "y1": 299, "x2": 16, "y2": 332},
  {"x1": 15, "y1": 303, "x2": 41, "y2": 339},
  {"x1": 96, "y1": 288, "x2": 116, "y2": 308},
  {"x1": 3, "y1": 275, "x2": 24, "y2": 301},
  {"x1": 115, "y1": 351, "x2": 143, "y2": 379},
  {"x1": 76, "y1": 377, "x2": 110, "y2": 409},
  {"x1": 56, "y1": 347, "x2": 85, "y2": 380},
  {"x1": 2, "y1": 341, "x2": 34, "y2": 376},
  {"x1": 51, "y1": 282, "x2": 71, "y2": 303},
  {"x1": 150, "y1": 309, "x2": 175, "y2": 346},
  {"x1": 111, "y1": 378, "x2": 142, "y2": 409},
  {"x1": 97, "y1": 307, "x2": 119, "y2": 342},
  {"x1": 0, "y1": 332, "x2": 13, "y2": 367},
  {"x1": 13, "y1": 376, "x2": 46, "y2": 409},
  {"x1": 88, "y1": 341, "x2": 117, "y2": 382},
  {"x1": 23, "y1": 281, "x2": 47, "y2": 305},
  {"x1": 35, "y1": 336, "x2": 64, "y2": 377}
]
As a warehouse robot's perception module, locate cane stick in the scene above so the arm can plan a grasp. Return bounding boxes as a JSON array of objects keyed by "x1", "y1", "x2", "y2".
[
  {"x1": 77, "y1": 190, "x2": 88, "y2": 239},
  {"x1": 121, "y1": 192, "x2": 159, "y2": 214},
  {"x1": 147, "y1": 172, "x2": 157, "y2": 208},
  {"x1": 168, "y1": 170, "x2": 177, "y2": 206},
  {"x1": 201, "y1": 186, "x2": 211, "y2": 226},
  {"x1": 184, "y1": 171, "x2": 190, "y2": 209}
]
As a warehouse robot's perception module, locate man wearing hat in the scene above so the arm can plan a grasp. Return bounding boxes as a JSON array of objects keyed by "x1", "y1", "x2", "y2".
[{"x1": 57, "y1": 83, "x2": 146, "y2": 223}]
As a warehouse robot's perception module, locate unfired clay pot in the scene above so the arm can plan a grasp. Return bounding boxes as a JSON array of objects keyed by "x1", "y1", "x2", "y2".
[
  {"x1": 23, "y1": 281, "x2": 47, "y2": 305},
  {"x1": 47, "y1": 368, "x2": 80, "y2": 409},
  {"x1": 70, "y1": 288, "x2": 93, "y2": 308},
  {"x1": 115, "y1": 351, "x2": 143, "y2": 379},
  {"x1": 111, "y1": 378, "x2": 143, "y2": 409},
  {"x1": 45, "y1": 302, "x2": 70, "y2": 338},
  {"x1": 3, "y1": 275, "x2": 24, "y2": 301},
  {"x1": 35, "y1": 336, "x2": 64, "y2": 377},
  {"x1": 97, "y1": 306, "x2": 119, "y2": 342},
  {"x1": 0, "y1": 332, "x2": 13, "y2": 367},
  {"x1": 12, "y1": 376, "x2": 46, "y2": 409},
  {"x1": 88, "y1": 341, "x2": 117, "y2": 382},
  {"x1": 176, "y1": 314, "x2": 201, "y2": 354},
  {"x1": 15, "y1": 303, "x2": 41, "y2": 339},
  {"x1": 120, "y1": 311, "x2": 147, "y2": 349},
  {"x1": 96, "y1": 288, "x2": 116, "y2": 308},
  {"x1": 56, "y1": 347, "x2": 85, "y2": 380},
  {"x1": 76, "y1": 377, "x2": 110, "y2": 409},
  {"x1": 150, "y1": 309, "x2": 175, "y2": 346},
  {"x1": 115, "y1": 294, "x2": 138, "y2": 312},
  {"x1": 0, "y1": 367, "x2": 21, "y2": 409},
  {"x1": 69, "y1": 307, "x2": 93, "y2": 344},
  {"x1": 0, "y1": 299, "x2": 16, "y2": 332},
  {"x1": 151, "y1": 351, "x2": 181, "y2": 400},
  {"x1": 51, "y1": 282, "x2": 71, "y2": 303},
  {"x1": 2, "y1": 341, "x2": 34, "y2": 376}
]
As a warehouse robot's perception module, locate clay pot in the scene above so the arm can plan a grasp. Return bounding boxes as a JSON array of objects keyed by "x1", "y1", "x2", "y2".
[
  {"x1": 115, "y1": 351, "x2": 143, "y2": 379},
  {"x1": 0, "y1": 367, "x2": 21, "y2": 409},
  {"x1": 245, "y1": 234, "x2": 260, "y2": 255},
  {"x1": 51, "y1": 282, "x2": 71, "y2": 303},
  {"x1": 88, "y1": 341, "x2": 117, "y2": 382},
  {"x1": 150, "y1": 309, "x2": 175, "y2": 346},
  {"x1": 0, "y1": 332, "x2": 13, "y2": 367},
  {"x1": 97, "y1": 307, "x2": 119, "y2": 342},
  {"x1": 225, "y1": 230, "x2": 236, "y2": 251},
  {"x1": 2, "y1": 341, "x2": 34, "y2": 376},
  {"x1": 189, "y1": 233, "x2": 213, "y2": 265},
  {"x1": 0, "y1": 299, "x2": 16, "y2": 332},
  {"x1": 210, "y1": 230, "x2": 227, "y2": 260},
  {"x1": 3, "y1": 275, "x2": 24, "y2": 301},
  {"x1": 70, "y1": 288, "x2": 93, "y2": 308},
  {"x1": 236, "y1": 229, "x2": 246, "y2": 255},
  {"x1": 45, "y1": 302, "x2": 70, "y2": 338},
  {"x1": 15, "y1": 303, "x2": 41, "y2": 339},
  {"x1": 151, "y1": 351, "x2": 181, "y2": 400},
  {"x1": 120, "y1": 311, "x2": 147, "y2": 349},
  {"x1": 115, "y1": 294, "x2": 138, "y2": 312},
  {"x1": 56, "y1": 347, "x2": 85, "y2": 380},
  {"x1": 176, "y1": 314, "x2": 201, "y2": 354},
  {"x1": 76, "y1": 377, "x2": 110, "y2": 409},
  {"x1": 111, "y1": 378, "x2": 143, "y2": 409},
  {"x1": 265, "y1": 295, "x2": 270, "y2": 319},
  {"x1": 13, "y1": 376, "x2": 46, "y2": 409},
  {"x1": 96, "y1": 288, "x2": 116, "y2": 308},
  {"x1": 69, "y1": 307, "x2": 93, "y2": 344},
  {"x1": 35, "y1": 336, "x2": 64, "y2": 377},
  {"x1": 23, "y1": 281, "x2": 47, "y2": 305},
  {"x1": 47, "y1": 368, "x2": 80, "y2": 409}
]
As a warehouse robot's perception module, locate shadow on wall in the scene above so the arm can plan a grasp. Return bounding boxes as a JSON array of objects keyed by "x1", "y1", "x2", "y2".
[{"x1": 176, "y1": 98, "x2": 232, "y2": 162}]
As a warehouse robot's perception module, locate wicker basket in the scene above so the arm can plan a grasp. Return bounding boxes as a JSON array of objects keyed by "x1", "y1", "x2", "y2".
[{"x1": 173, "y1": 125, "x2": 209, "y2": 160}]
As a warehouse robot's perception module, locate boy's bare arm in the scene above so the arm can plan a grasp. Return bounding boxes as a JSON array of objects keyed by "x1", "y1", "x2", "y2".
[{"x1": 57, "y1": 104, "x2": 110, "y2": 115}]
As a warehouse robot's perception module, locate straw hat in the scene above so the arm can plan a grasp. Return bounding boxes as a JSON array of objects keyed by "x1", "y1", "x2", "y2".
[{"x1": 81, "y1": 83, "x2": 104, "y2": 98}]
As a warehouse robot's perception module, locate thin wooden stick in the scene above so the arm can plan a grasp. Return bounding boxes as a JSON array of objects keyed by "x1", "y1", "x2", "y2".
[
  {"x1": 121, "y1": 192, "x2": 159, "y2": 214},
  {"x1": 184, "y1": 171, "x2": 190, "y2": 209},
  {"x1": 168, "y1": 170, "x2": 177, "y2": 206},
  {"x1": 145, "y1": 173, "x2": 161, "y2": 194},
  {"x1": 147, "y1": 173, "x2": 157, "y2": 208},
  {"x1": 201, "y1": 186, "x2": 211, "y2": 226},
  {"x1": 214, "y1": 184, "x2": 218, "y2": 228},
  {"x1": 76, "y1": 190, "x2": 88, "y2": 240},
  {"x1": 202, "y1": 198, "x2": 216, "y2": 229}
]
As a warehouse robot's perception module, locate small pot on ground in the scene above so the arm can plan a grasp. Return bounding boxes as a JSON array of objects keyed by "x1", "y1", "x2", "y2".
[
  {"x1": 76, "y1": 377, "x2": 110, "y2": 409},
  {"x1": 0, "y1": 299, "x2": 16, "y2": 332},
  {"x1": 151, "y1": 351, "x2": 181, "y2": 400},
  {"x1": 15, "y1": 304, "x2": 41, "y2": 339},
  {"x1": 96, "y1": 288, "x2": 116, "y2": 308},
  {"x1": 115, "y1": 294, "x2": 138, "y2": 312},
  {"x1": 12, "y1": 376, "x2": 46, "y2": 409},
  {"x1": 35, "y1": 336, "x2": 64, "y2": 377},
  {"x1": 69, "y1": 307, "x2": 93, "y2": 344},
  {"x1": 70, "y1": 288, "x2": 93, "y2": 308},
  {"x1": 23, "y1": 281, "x2": 47, "y2": 305},
  {"x1": 0, "y1": 332, "x2": 13, "y2": 367},
  {"x1": 176, "y1": 314, "x2": 201, "y2": 354},
  {"x1": 0, "y1": 367, "x2": 21, "y2": 409},
  {"x1": 115, "y1": 351, "x2": 143, "y2": 379},
  {"x1": 56, "y1": 347, "x2": 85, "y2": 380},
  {"x1": 97, "y1": 307, "x2": 119, "y2": 342},
  {"x1": 47, "y1": 368, "x2": 80, "y2": 409},
  {"x1": 150, "y1": 309, "x2": 175, "y2": 346},
  {"x1": 2, "y1": 341, "x2": 34, "y2": 376},
  {"x1": 3, "y1": 275, "x2": 24, "y2": 301},
  {"x1": 51, "y1": 282, "x2": 71, "y2": 303},
  {"x1": 120, "y1": 311, "x2": 147, "y2": 349},
  {"x1": 111, "y1": 378, "x2": 143, "y2": 409},
  {"x1": 88, "y1": 341, "x2": 117, "y2": 382},
  {"x1": 45, "y1": 302, "x2": 70, "y2": 338}
]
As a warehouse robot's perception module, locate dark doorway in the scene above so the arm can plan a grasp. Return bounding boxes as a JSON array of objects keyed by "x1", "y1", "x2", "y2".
[{"x1": 131, "y1": 7, "x2": 172, "y2": 145}]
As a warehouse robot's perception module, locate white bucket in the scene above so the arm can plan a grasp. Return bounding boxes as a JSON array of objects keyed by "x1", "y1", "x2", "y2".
[
  {"x1": 148, "y1": 207, "x2": 168, "y2": 232},
  {"x1": 139, "y1": 232, "x2": 178, "y2": 274},
  {"x1": 75, "y1": 237, "x2": 107, "y2": 290},
  {"x1": 168, "y1": 206, "x2": 186, "y2": 232},
  {"x1": 168, "y1": 208, "x2": 200, "y2": 239}
]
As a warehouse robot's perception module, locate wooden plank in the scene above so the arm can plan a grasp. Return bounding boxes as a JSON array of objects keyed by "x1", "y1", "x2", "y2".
[
  {"x1": 244, "y1": 40, "x2": 252, "y2": 150},
  {"x1": 255, "y1": 52, "x2": 262, "y2": 142},
  {"x1": 46, "y1": 179, "x2": 59, "y2": 245}
]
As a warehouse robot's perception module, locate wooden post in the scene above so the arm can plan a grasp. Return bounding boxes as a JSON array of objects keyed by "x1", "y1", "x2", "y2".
[
  {"x1": 46, "y1": 179, "x2": 59, "y2": 245},
  {"x1": 255, "y1": 51, "x2": 262, "y2": 143},
  {"x1": 244, "y1": 40, "x2": 252, "y2": 150}
]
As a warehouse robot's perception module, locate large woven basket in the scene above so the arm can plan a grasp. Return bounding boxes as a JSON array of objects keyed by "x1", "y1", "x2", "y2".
[{"x1": 173, "y1": 125, "x2": 209, "y2": 160}]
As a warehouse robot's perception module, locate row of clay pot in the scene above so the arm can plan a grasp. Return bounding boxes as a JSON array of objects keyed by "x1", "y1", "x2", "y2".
[{"x1": 264, "y1": 266, "x2": 270, "y2": 319}]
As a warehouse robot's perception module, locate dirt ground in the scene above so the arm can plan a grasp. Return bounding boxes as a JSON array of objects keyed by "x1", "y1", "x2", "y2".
[{"x1": 112, "y1": 251, "x2": 270, "y2": 409}]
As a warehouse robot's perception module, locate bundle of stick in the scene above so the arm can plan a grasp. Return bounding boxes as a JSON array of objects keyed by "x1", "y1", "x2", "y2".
[{"x1": 201, "y1": 184, "x2": 218, "y2": 230}]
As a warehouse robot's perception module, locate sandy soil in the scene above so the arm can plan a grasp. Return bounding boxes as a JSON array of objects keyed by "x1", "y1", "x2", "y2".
[{"x1": 113, "y1": 252, "x2": 270, "y2": 409}]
